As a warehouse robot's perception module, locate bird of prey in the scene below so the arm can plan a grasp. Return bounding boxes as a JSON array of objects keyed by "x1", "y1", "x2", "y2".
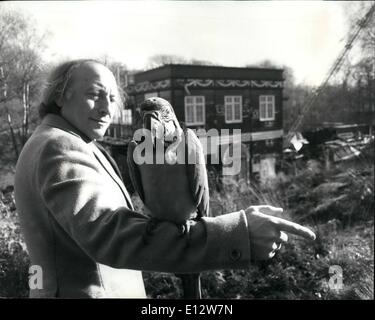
[{"x1": 127, "y1": 97, "x2": 209, "y2": 299}]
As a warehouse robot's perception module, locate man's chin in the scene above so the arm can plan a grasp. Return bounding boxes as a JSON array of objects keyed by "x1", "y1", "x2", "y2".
[
  {"x1": 86, "y1": 130, "x2": 106, "y2": 141},
  {"x1": 93, "y1": 133, "x2": 106, "y2": 140}
]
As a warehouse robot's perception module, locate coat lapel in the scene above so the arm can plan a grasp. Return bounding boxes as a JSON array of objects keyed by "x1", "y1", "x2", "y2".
[
  {"x1": 94, "y1": 142, "x2": 123, "y2": 180},
  {"x1": 41, "y1": 114, "x2": 134, "y2": 210},
  {"x1": 90, "y1": 143, "x2": 134, "y2": 210}
]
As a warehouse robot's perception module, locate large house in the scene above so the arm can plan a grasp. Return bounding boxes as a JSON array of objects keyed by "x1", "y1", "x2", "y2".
[{"x1": 105, "y1": 64, "x2": 285, "y2": 185}]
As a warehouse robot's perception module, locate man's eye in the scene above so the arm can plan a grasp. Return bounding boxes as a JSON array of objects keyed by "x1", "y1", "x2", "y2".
[
  {"x1": 88, "y1": 93, "x2": 99, "y2": 100},
  {"x1": 88, "y1": 92, "x2": 117, "y2": 103}
]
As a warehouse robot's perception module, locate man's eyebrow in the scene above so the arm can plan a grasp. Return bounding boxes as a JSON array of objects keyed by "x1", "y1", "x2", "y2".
[
  {"x1": 86, "y1": 84, "x2": 115, "y2": 93},
  {"x1": 87, "y1": 84, "x2": 106, "y2": 90},
  {"x1": 86, "y1": 84, "x2": 118, "y2": 97}
]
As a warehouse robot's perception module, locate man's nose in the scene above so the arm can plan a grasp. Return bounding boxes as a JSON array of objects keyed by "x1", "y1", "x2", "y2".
[{"x1": 98, "y1": 96, "x2": 112, "y2": 116}]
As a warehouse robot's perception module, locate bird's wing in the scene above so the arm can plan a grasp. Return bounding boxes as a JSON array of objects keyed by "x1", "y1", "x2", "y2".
[
  {"x1": 185, "y1": 129, "x2": 210, "y2": 218},
  {"x1": 127, "y1": 140, "x2": 145, "y2": 203}
]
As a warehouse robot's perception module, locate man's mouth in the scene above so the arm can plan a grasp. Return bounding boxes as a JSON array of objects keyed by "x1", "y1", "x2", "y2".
[{"x1": 89, "y1": 118, "x2": 110, "y2": 125}]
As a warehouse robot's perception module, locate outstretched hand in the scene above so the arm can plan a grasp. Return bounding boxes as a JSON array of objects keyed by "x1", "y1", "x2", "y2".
[{"x1": 245, "y1": 205, "x2": 316, "y2": 261}]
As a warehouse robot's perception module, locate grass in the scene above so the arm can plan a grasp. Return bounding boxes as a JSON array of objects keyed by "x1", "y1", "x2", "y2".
[
  {"x1": 142, "y1": 221, "x2": 373, "y2": 299},
  {"x1": 0, "y1": 147, "x2": 373, "y2": 299}
]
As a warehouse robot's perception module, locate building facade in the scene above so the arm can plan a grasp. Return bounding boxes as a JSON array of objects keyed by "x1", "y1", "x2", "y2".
[{"x1": 107, "y1": 64, "x2": 285, "y2": 185}]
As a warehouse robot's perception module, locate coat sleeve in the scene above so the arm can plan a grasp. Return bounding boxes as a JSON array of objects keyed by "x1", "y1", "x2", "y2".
[{"x1": 37, "y1": 135, "x2": 251, "y2": 273}]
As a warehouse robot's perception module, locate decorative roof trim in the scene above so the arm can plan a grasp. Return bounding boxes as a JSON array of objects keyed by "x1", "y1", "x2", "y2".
[
  {"x1": 127, "y1": 78, "x2": 283, "y2": 93},
  {"x1": 126, "y1": 79, "x2": 171, "y2": 93}
]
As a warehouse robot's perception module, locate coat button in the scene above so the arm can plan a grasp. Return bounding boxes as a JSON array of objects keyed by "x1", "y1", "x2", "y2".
[{"x1": 230, "y1": 249, "x2": 242, "y2": 261}]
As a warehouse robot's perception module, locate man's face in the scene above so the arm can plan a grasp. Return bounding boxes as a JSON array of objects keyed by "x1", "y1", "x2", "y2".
[{"x1": 60, "y1": 62, "x2": 120, "y2": 140}]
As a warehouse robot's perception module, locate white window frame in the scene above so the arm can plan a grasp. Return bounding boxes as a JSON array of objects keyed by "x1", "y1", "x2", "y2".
[
  {"x1": 224, "y1": 95, "x2": 243, "y2": 123},
  {"x1": 106, "y1": 126, "x2": 114, "y2": 137},
  {"x1": 122, "y1": 109, "x2": 133, "y2": 125},
  {"x1": 259, "y1": 95, "x2": 275, "y2": 121},
  {"x1": 184, "y1": 96, "x2": 206, "y2": 126}
]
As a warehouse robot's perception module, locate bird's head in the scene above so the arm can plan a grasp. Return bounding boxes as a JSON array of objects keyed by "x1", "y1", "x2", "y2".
[{"x1": 140, "y1": 97, "x2": 182, "y2": 148}]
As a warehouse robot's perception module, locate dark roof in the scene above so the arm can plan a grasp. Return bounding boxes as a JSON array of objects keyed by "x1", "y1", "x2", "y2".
[{"x1": 133, "y1": 64, "x2": 284, "y2": 82}]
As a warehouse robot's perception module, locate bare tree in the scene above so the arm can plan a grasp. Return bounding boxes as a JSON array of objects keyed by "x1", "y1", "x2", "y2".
[
  {"x1": 0, "y1": 8, "x2": 47, "y2": 162},
  {"x1": 189, "y1": 58, "x2": 216, "y2": 66},
  {"x1": 343, "y1": 1, "x2": 375, "y2": 57},
  {"x1": 145, "y1": 53, "x2": 221, "y2": 70},
  {"x1": 99, "y1": 55, "x2": 129, "y2": 90},
  {"x1": 341, "y1": 2, "x2": 375, "y2": 123},
  {"x1": 146, "y1": 54, "x2": 188, "y2": 69}
]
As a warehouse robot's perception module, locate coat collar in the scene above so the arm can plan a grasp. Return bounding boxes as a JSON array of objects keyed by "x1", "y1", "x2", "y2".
[
  {"x1": 41, "y1": 114, "x2": 134, "y2": 210},
  {"x1": 41, "y1": 114, "x2": 92, "y2": 143}
]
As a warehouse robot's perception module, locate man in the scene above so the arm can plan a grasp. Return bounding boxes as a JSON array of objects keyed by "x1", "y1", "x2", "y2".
[{"x1": 14, "y1": 59, "x2": 315, "y2": 298}]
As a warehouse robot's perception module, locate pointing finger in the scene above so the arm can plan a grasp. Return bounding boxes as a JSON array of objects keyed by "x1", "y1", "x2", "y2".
[
  {"x1": 258, "y1": 205, "x2": 284, "y2": 215},
  {"x1": 267, "y1": 206, "x2": 283, "y2": 213},
  {"x1": 269, "y1": 251, "x2": 276, "y2": 258},
  {"x1": 274, "y1": 218, "x2": 316, "y2": 240},
  {"x1": 280, "y1": 231, "x2": 288, "y2": 243}
]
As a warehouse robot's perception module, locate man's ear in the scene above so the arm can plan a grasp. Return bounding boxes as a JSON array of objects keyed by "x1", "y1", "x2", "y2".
[
  {"x1": 65, "y1": 88, "x2": 73, "y2": 100},
  {"x1": 55, "y1": 98, "x2": 63, "y2": 108},
  {"x1": 56, "y1": 88, "x2": 73, "y2": 107}
]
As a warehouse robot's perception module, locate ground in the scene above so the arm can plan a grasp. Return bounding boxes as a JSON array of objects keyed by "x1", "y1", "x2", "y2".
[{"x1": 0, "y1": 148, "x2": 373, "y2": 299}]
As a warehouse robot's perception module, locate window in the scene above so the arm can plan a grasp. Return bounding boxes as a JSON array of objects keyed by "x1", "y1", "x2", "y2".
[
  {"x1": 113, "y1": 108, "x2": 132, "y2": 125},
  {"x1": 259, "y1": 95, "x2": 275, "y2": 121},
  {"x1": 184, "y1": 96, "x2": 205, "y2": 125},
  {"x1": 122, "y1": 109, "x2": 132, "y2": 125},
  {"x1": 106, "y1": 126, "x2": 114, "y2": 137},
  {"x1": 224, "y1": 96, "x2": 242, "y2": 123}
]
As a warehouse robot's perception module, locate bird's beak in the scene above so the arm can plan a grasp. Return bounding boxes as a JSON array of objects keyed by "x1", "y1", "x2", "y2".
[{"x1": 143, "y1": 112, "x2": 163, "y2": 146}]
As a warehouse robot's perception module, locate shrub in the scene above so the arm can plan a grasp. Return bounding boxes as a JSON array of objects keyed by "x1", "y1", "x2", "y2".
[
  {"x1": 0, "y1": 190, "x2": 30, "y2": 297},
  {"x1": 0, "y1": 150, "x2": 373, "y2": 298}
]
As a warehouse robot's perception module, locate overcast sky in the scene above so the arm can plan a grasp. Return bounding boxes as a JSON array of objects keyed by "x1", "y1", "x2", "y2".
[{"x1": 2, "y1": 1, "x2": 358, "y2": 86}]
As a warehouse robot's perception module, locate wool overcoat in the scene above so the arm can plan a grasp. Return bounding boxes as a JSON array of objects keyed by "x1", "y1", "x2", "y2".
[{"x1": 14, "y1": 114, "x2": 251, "y2": 298}]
